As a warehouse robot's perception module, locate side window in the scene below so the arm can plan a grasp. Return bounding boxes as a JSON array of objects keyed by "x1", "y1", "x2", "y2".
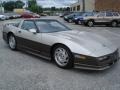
[
  {"x1": 50, "y1": 21, "x2": 67, "y2": 29},
  {"x1": 98, "y1": 13, "x2": 105, "y2": 17},
  {"x1": 106, "y1": 12, "x2": 113, "y2": 17},
  {"x1": 21, "y1": 21, "x2": 36, "y2": 31},
  {"x1": 113, "y1": 12, "x2": 119, "y2": 16}
]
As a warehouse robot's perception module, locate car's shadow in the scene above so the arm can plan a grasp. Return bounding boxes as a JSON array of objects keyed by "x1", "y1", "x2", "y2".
[{"x1": 16, "y1": 48, "x2": 119, "y2": 75}]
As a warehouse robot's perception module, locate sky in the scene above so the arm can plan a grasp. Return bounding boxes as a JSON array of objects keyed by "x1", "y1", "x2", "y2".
[
  {"x1": 36, "y1": 0, "x2": 78, "y2": 8},
  {"x1": 2, "y1": 0, "x2": 78, "y2": 8}
]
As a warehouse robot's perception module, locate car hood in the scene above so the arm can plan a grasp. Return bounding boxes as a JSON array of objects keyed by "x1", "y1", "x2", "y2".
[{"x1": 52, "y1": 30, "x2": 117, "y2": 57}]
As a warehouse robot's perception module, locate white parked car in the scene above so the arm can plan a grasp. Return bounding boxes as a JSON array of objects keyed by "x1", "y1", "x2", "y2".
[{"x1": 0, "y1": 15, "x2": 6, "y2": 20}]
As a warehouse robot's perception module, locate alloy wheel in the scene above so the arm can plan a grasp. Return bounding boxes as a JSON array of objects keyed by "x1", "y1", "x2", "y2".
[
  {"x1": 112, "y1": 21, "x2": 117, "y2": 27},
  {"x1": 54, "y1": 47, "x2": 69, "y2": 67},
  {"x1": 8, "y1": 35, "x2": 16, "y2": 50},
  {"x1": 88, "y1": 21, "x2": 94, "y2": 27}
]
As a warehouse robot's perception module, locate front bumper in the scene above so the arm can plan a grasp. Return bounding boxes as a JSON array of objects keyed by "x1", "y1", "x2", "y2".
[
  {"x1": 73, "y1": 50, "x2": 119, "y2": 70},
  {"x1": 64, "y1": 17, "x2": 68, "y2": 21}
]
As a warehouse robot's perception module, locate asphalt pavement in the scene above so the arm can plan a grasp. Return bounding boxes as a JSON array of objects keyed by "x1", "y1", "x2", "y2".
[{"x1": 0, "y1": 16, "x2": 120, "y2": 90}]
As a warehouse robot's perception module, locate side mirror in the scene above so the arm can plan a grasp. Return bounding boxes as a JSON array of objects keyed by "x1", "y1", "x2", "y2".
[{"x1": 29, "y1": 29, "x2": 37, "y2": 34}]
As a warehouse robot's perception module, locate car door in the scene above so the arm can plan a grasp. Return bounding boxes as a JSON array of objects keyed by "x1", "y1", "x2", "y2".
[
  {"x1": 104, "y1": 12, "x2": 113, "y2": 23},
  {"x1": 16, "y1": 20, "x2": 43, "y2": 54},
  {"x1": 95, "y1": 12, "x2": 106, "y2": 24}
]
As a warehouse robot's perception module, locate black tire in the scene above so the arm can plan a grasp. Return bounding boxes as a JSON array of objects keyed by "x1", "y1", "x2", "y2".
[
  {"x1": 8, "y1": 34, "x2": 17, "y2": 50},
  {"x1": 87, "y1": 20, "x2": 94, "y2": 27},
  {"x1": 106, "y1": 24, "x2": 111, "y2": 27},
  {"x1": 75, "y1": 21, "x2": 79, "y2": 24},
  {"x1": 111, "y1": 21, "x2": 118, "y2": 27},
  {"x1": 52, "y1": 45, "x2": 74, "y2": 69},
  {"x1": 84, "y1": 22, "x2": 88, "y2": 26}
]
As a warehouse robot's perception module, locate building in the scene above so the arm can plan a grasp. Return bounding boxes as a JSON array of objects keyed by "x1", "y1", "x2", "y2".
[
  {"x1": 95, "y1": 0, "x2": 120, "y2": 12},
  {"x1": 70, "y1": 1, "x2": 81, "y2": 12},
  {"x1": 13, "y1": 9, "x2": 25, "y2": 14},
  {"x1": 70, "y1": 0, "x2": 95, "y2": 12},
  {"x1": 70, "y1": 0, "x2": 120, "y2": 12}
]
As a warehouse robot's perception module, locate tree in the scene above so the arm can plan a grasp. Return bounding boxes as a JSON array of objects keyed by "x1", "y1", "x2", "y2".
[
  {"x1": 3, "y1": 1, "x2": 16, "y2": 11},
  {"x1": 29, "y1": 4, "x2": 43, "y2": 13},
  {"x1": 28, "y1": 0, "x2": 43, "y2": 13},
  {"x1": 28, "y1": 0, "x2": 37, "y2": 8},
  {"x1": 65, "y1": 7, "x2": 70, "y2": 11},
  {"x1": 51, "y1": 7, "x2": 56, "y2": 11},
  {"x1": 3, "y1": 1, "x2": 25, "y2": 11},
  {"x1": 59, "y1": 8, "x2": 63, "y2": 11},
  {"x1": 15, "y1": 0, "x2": 25, "y2": 8}
]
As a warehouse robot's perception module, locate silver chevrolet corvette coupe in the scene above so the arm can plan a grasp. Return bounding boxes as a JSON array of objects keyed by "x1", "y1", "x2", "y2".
[{"x1": 2, "y1": 19, "x2": 119, "y2": 70}]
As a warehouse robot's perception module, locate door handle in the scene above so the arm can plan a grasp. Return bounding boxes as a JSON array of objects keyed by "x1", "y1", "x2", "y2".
[{"x1": 18, "y1": 31, "x2": 21, "y2": 33}]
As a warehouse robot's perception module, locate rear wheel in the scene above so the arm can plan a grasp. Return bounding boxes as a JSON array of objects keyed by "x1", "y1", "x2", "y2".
[
  {"x1": 87, "y1": 20, "x2": 94, "y2": 27},
  {"x1": 111, "y1": 21, "x2": 118, "y2": 27},
  {"x1": 8, "y1": 34, "x2": 17, "y2": 50},
  {"x1": 52, "y1": 45, "x2": 74, "y2": 69}
]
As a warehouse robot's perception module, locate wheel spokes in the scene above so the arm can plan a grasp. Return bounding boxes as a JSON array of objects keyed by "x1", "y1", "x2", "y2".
[
  {"x1": 54, "y1": 48, "x2": 69, "y2": 66},
  {"x1": 9, "y1": 36, "x2": 16, "y2": 49}
]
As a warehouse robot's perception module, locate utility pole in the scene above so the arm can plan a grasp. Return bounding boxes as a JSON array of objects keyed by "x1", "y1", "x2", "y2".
[{"x1": 82, "y1": 0, "x2": 85, "y2": 12}]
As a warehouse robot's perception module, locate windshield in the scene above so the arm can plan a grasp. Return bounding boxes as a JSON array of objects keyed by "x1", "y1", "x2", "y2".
[
  {"x1": 68, "y1": 12, "x2": 83, "y2": 17},
  {"x1": 35, "y1": 20, "x2": 71, "y2": 33}
]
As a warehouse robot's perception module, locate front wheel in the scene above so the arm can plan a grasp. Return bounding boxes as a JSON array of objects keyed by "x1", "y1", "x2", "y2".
[
  {"x1": 53, "y1": 45, "x2": 74, "y2": 69},
  {"x1": 8, "y1": 34, "x2": 17, "y2": 50},
  {"x1": 87, "y1": 20, "x2": 94, "y2": 27},
  {"x1": 111, "y1": 21, "x2": 118, "y2": 27}
]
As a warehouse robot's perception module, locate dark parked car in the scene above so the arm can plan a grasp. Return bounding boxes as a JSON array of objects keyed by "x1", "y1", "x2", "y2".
[
  {"x1": 64, "y1": 12, "x2": 83, "y2": 23},
  {"x1": 73, "y1": 12, "x2": 95, "y2": 24}
]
